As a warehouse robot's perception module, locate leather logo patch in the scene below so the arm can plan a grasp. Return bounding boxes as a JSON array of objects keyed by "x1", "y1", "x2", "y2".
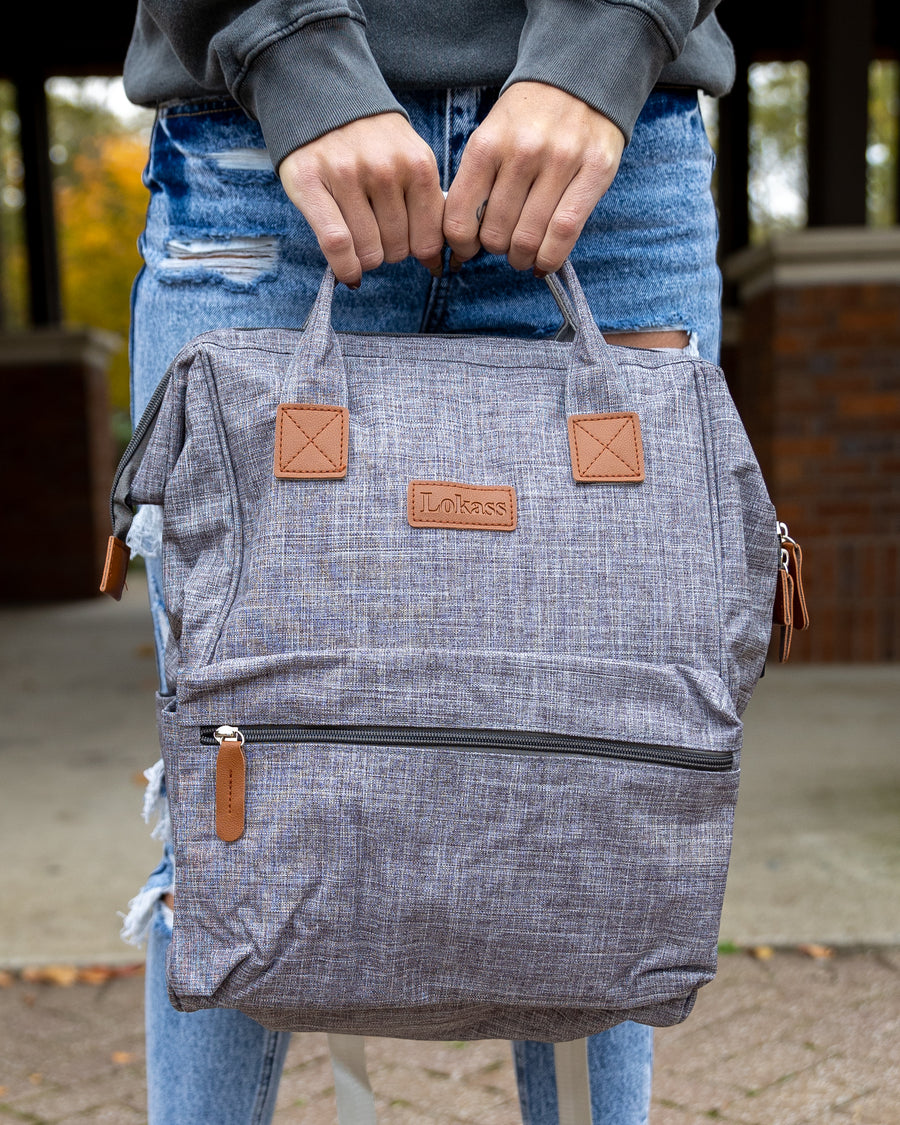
[
  {"x1": 408, "y1": 481, "x2": 517, "y2": 531},
  {"x1": 274, "y1": 403, "x2": 349, "y2": 479},
  {"x1": 567, "y1": 412, "x2": 645, "y2": 482}
]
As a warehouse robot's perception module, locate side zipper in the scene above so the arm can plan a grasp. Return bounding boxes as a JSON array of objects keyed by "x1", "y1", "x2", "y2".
[{"x1": 99, "y1": 368, "x2": 174, "y2": 599}]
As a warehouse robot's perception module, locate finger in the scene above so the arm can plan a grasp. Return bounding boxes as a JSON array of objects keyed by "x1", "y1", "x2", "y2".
[
  {"x1": 405, "y1": 173, "x2": 446, "y2": 273},
  {"x1": 281, "y1": 175, "x2": 364, "y2": 285},
  {"x1": 279, "y1": 160, "x2": 366, "y2": 288},
  {"x1": 533, "y1": 167, "x2": 605, "y2": 274},
  {"x1": 368, "y1": 181, "x2": 410, "y2": 266},
  {"x1": 330, "y1": 185, "x2": 385, "y2": 276},
  {"x1": 475, "y1": 162, "x2": 535, "y2": 259},
  {"x1": 443, "y1": 136, "x2": 499, "y2": 263},
  {"x1": 494, "y1": 161, "x2": 579, "y2": 271}
]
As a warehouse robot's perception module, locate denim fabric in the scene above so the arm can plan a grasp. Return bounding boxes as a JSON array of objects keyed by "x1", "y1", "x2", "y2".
[
  {"x1": 131, "y1": 86, "x2": 719, "y2": 422},
  {"x1": 146, "y1": 904, "x2": 290, "y2": 1125},
  {"x1": 514, "y1": 1029, "x2": 653, "y2": 1125},
  {"x1": 130, "y1": 85, "x2": 720, "y2": 1123}
]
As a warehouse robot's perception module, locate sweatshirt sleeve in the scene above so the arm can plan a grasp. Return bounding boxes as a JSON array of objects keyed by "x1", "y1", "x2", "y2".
[
  {"x1": 136, "y1": 1, "x2": 408, "y2": 168},
  {"x1": 502, "y1": 0, "x2": 725, "y2": 142}
]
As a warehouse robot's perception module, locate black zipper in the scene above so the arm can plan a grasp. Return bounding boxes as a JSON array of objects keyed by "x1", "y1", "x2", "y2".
[
  {"x1": 199, "y1": 724, "x2": 733, "y2": 773},
  {"x1": 108, "y1": 368, "x2": 174, "y2": 538}
]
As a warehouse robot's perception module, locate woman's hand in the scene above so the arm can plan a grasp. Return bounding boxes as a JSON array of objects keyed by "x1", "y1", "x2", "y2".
[
  {"x1": 443, "y1": 83, "x2": 625, "y2": 274},
  {"x1": 279, "y1": 112, "x2": 446, "y2": 286}
]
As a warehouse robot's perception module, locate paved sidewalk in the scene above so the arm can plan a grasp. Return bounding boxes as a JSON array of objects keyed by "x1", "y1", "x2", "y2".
[{"x1": 1, "y1": 948, "x2": 897, "y2": 1124}]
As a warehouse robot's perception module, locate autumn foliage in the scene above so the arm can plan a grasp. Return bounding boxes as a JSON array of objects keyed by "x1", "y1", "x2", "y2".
[{"x1": 55, "y1": 130, "x2": 149, "y2": 413}]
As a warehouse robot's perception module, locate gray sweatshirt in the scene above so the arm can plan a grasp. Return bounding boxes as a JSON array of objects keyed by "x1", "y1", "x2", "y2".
[{"x1": 123, "y1": 1, "x2": 734, "y2": 169}]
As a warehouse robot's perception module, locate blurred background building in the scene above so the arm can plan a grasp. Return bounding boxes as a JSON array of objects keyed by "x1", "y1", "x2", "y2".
[{"x1": 1, "y1": 1, "x2": 898, "y2": 660}]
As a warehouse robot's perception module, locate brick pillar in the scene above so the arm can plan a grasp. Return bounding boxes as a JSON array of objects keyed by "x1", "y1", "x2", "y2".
[
  {"x1": 726, "y1": 229, "x2": 900, "y2": 661},
  {"x1": 0, "y1": 329, "x2": 120, "y2": 601}
]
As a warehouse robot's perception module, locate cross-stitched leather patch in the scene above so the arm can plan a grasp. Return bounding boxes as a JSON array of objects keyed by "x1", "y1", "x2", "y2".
[
  {"x1": 567, "y1": 412, "x2": 645, "y2": 483},
  {"x1": 274, "y1": 404, "x2": 349, "y2": 479}
]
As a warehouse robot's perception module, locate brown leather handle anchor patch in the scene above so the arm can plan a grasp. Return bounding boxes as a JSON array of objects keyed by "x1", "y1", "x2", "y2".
[
  {"x1": 274, "y1": 403, "x2": 349, "y2": 479},
  {"x1": 567, "y1": 412, "x2": 645, "y2": 482}
]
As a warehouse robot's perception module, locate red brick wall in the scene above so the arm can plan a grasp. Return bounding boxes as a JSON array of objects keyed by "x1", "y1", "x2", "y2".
[
  {"x1": 0, "y1": 358, "x2": 114, "y2": 601},
  {"x1": 729, "y1": 282, "x2": 900, "y2": 661}
]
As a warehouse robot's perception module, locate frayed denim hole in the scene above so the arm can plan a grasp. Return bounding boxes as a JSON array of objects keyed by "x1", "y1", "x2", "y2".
[
  {"x1": 158, "y1": 237, "x2": 279, "y2": 286},
  {"x1": 155, "y1": 897, "x2": 174, "y2": 936},
  {"x1": 208, "y1": 147, "x2": 270, "y2": 171},
  {"x1": 205, "y1": 146, "x2": 277, "y2": 185},
  {"x1": 127, "y1": 504, "x2": 163, "y2": 560}
]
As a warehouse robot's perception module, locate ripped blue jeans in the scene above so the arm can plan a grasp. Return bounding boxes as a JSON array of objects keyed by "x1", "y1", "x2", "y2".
[{"x1": 126, "y1": 86, "x2": 719, "y2": 1125}]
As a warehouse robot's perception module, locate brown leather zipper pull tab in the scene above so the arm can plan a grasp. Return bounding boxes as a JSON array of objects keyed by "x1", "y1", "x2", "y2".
[
  {"x1": 99, "y1": 536, "x2": 131, "y2": 600},
  {"x1": 774, "y1": 520, "x2": 810, "y2": 662},
  {"x1": 784, "y1": 538, "x2": 809, "y2": 632},
  {"x1": 215, "y1": 727, "x2": 246, "y2": 842},
  {"x1": 773, "y1": 566, "x2": 795, "y2": 662}
]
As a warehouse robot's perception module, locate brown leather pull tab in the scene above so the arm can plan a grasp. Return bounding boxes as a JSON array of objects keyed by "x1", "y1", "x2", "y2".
[
  {"x1": 216, "y1": 739, "x2": 246, "y2": 841},
  {"x1": 784, "y1": 541, "x2": 810, "y2": 631},
  {"x1": 773, "y1": 568, "x2": 795, "y2": 662},
  {"x1": 773, "y1": 566, "x2": 793, "y2": 628},
  {"x1": 99, "y1": 536, "x2": 131, "y2": 600}
]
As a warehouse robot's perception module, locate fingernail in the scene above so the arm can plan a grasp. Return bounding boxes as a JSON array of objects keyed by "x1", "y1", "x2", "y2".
[
  {"x1": 428, "y1": 264, "x2": 443, "y2": 279},
  {"x1": 533, "y1": 268, "x2": 547, "y2": 280},
  {"x1": 449, "y1": 254, "x2": 462, "y2": 274},
  {"x1": 345, "y1": 280, "x2": 361, "y2": 291}
]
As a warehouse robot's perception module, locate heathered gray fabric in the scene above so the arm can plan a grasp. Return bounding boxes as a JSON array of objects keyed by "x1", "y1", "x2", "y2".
[
  {"x1": 123, "y1": 1, "x2": 734, "y2": 164},
  {"x1": 133, "y1": 263, "x2": 776, "y2": 1038}
]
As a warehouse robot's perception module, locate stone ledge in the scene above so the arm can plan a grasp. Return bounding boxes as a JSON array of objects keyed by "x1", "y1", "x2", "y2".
[
  {"x1": 0, "y1": 326, "x2": 121, "y2": 370},
  {"x1": 725, "y1": 226, "x2": 900, "y2": 302}
]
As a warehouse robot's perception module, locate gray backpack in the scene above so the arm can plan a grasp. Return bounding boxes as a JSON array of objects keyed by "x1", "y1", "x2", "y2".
[{"x1": 104, "y1": 262, "x2": 781, "y2": 1067}]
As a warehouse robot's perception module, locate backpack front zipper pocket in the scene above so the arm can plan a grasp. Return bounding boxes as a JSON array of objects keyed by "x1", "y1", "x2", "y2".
[{"x1": 205, "y1": 724, "x2": 733, "y2": 842}]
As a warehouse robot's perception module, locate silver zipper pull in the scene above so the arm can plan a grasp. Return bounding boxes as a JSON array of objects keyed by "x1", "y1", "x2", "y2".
[{"x1": 214, "y1": 725, "x2": 245, "y2": 746}]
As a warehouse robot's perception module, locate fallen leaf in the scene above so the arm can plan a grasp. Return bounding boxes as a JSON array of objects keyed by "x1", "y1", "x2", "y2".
[
  {"x1": 21, "y1": 964, "x2": 79, "y2": 987},
  {"x1": 28, "y1": 1073, "x2": 43, "y2": 1085},
  {"x1": 0, "y1": 970, "x2": 14, "y2": 987},
  {"x1": 132, "y1": 771, "x2": 150, "y2": 788},
  {"x1": 111, "y1": 1051, "x2": 136, "y2": 1065},
  {"x1": 110, "y1": 963, "x2": 145, "y2": 979},
  {"x1": 746, "y1": 945, "x2": 775, "y2": 961},
  {"x1": 0, "y1": 1086, "x2": 7, "y2": 1096},
  {"x1": 22, "y1": 993, "x2": 36, "y2": 1007},
  {"x1": 798, "y1": 943, "x2": 834, "y2": 960},
  {"x1": 45, "y1": 964, "x2": 79, "y2": 987},
  {"x1": 78, "y1": 966, "x2": 114, "y2": 985}
]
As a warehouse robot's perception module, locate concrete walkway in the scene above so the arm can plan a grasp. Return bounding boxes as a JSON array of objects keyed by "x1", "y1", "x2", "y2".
[
  {"x1": 1, "y1": 575, "x2": 898, "y2": 1122},
  {"x1": 1, "y1": 948, "x2": 897, "y2": 1124}
]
